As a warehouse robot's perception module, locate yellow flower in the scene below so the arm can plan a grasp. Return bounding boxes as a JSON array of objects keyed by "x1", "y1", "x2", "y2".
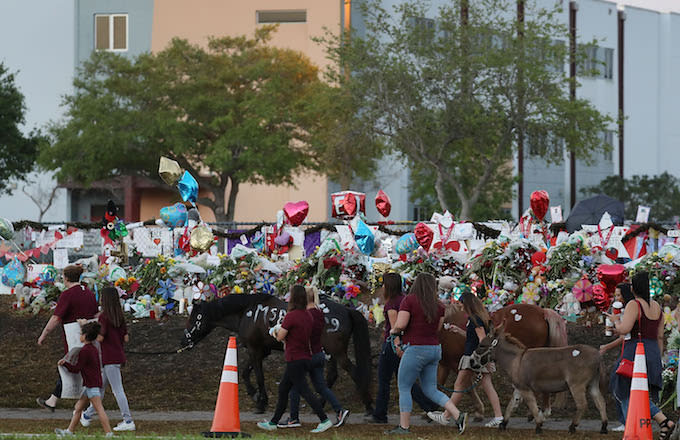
[
  {"x1": 241, "y1": 271, "x2": 249, "y2": 277},
  {"x1": 234, "y1": 286, "x2": 243, "y2": 294},
  {"x1": 128, "y1": 276, "x2": 136, "y2": 283}
]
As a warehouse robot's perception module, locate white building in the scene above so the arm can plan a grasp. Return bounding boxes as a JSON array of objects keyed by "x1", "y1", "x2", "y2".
[{"x1": 351, "y1": 0, "x2": 680, "y2": 222}]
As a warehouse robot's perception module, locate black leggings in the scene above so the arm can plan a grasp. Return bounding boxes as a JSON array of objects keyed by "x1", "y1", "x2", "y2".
[
  {"x1": 53, "y1": 376, "x2": 62, "y2": 399},
  {"x1": 270, "y1": 359, "x2": 327, "y2": 424}
]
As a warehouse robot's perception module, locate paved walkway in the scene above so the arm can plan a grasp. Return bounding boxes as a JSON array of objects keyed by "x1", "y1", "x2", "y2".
[{"x1": 0, "y1": 408, "x2": 618, "y2": 433}]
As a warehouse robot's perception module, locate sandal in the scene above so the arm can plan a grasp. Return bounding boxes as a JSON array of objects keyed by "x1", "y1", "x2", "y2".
[{"x1": 660, "y1": 418, "x2": 675, "y2": 440}]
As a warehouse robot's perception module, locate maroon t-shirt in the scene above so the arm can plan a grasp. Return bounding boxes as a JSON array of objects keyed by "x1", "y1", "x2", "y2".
[
  {"x1": 383, "y1": 294, "x2": 405, "y2": 341},
  {"x1": 308, "y1": 307, "x2": 325, "y2": 355},
  {"x1": 64, "y1": 343, "x2": 102, "y2": 388},
  {"x1": 99, "y1": 314, "x2": 127, "y2": 366},
  {"x1": 281, "y1": 309, "x2": 312, "y2": 362},
  {"x1": 399, "y1": 295, "x2": 445, "y2": 346},
  {"x1": 53, "y1": 285, "x2": 98, "y2": 353}
]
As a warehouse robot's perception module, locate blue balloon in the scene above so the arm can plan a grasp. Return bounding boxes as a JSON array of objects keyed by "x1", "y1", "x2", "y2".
[
  {"x1": 354, "y1": 220, "x2": 374, "y2": 255},
  {"x1": 395, "y1": 233, "x2": 419, "y2": 255},
  {"x1": 1, "y1": 258, "x2": 25, "y2": 287},
  {"x1": 177, "y1": 171, "x2": 198, "y2": 203},
  {"x1": 160, "y1": 203, "x2": 188, "y2": 228}
]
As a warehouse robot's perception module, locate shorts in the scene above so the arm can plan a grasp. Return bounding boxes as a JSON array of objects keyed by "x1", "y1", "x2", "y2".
[
  {"x1": 458, "y1": 355, "x2": 496, "y2": 373},
  {"x1": 82, "y1": 387, "x2": 101, "y2": 399}
]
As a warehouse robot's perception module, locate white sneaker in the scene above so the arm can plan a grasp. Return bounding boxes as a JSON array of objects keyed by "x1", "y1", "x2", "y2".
[
  {"x1": 105, "y1": 433, "x2": 113, "y2": 438},
  {"x1": 612, "y1": 424, "x2": 625, "y2": 432},
  {"x1": 80, "y1": 412, "x2": 91, "y2": 427},
  {"x1": 485, "y1": 417, "x2": 504, "y2": 428},
  {"x1": 113, "y1": 420, "x2": 136, "y2": 432},
  {"x1": 54, "y1": 429, "x2": 73, "y2": 437},
  {"x1": 427, "y1": 411, "x2": 452, "y2": 426}
]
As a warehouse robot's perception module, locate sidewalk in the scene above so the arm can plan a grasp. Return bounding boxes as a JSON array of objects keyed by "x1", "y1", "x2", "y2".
[{"x1": 0, "y1": 408, "x2": 618, "y2": 432}]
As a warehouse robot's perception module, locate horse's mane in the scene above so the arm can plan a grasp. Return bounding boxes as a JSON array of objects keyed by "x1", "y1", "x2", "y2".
[{"x1": 503, "y1": 333, "x2": 527, "y2": 350}]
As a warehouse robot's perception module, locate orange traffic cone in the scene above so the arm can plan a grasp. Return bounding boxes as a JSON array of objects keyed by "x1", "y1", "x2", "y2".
[
  {"x1": 202, "y1": 337, "x2": 250, "y2": 438},
  {"x1": 623, "y1": 342, "x2": 653, "y2": 440}
]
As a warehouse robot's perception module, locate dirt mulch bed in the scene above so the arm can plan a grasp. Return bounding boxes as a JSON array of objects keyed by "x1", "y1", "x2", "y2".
[{"x1": 1, "y1": 295, "x2": 675, "y2": 422}]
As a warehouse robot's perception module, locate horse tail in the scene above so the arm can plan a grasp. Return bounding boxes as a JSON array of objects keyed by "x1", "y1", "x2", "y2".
[
  {"x1": 348, "y1": 308, "x2": 373, "y2": 409},
  {"x1": 543, "y1": 308, "x2": 568, "y2": 347}
]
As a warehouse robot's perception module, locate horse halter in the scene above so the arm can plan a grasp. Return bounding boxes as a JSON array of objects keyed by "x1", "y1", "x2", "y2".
[
  {"x1": 179, "y1": 312, "x2": 203, "y2": 352},
  {"x1": 470, "y1": 337, "x2": 498, "y2": 372}
]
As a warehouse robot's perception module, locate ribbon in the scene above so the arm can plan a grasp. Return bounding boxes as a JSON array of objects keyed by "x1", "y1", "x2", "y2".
[{"x1": 597, "y1": 224, "x2": 614, "y2": 250}]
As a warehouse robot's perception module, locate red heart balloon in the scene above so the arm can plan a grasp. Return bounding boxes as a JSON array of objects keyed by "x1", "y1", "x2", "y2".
[
  {"x1": 414, "y1": 222, "x2": 434, "y2": 251},
  {"x1": 153, "y1": 238, "x2": 161, "y2": 246},
  {"x1": 343, "y1": 193, "x2": 357, "y2": 217},
  {"x1": 592, "y1": 283, "x2": 612, "y2": 312},
  {"x1": 530, "y1": 190, "x2": 550, "y2": 222},
  {"x1": 375, "y1": 190, "x2": 392, "y2": 217},
  {"x1": 283, "y1": 201, "x2": 309, "y2": 226},
  {"x1": 605, "y1": 247, "x2": 619, "y2": 260}
]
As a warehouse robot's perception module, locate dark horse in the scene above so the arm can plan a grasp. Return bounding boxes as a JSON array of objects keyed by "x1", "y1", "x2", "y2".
[{"x1": 180, "y1": 293, "x2": 373, "y2": 414}]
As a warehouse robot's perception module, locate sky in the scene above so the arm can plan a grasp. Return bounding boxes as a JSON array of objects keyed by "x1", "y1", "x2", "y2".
[{"x1": 619, "y1": 0, "x2": 680, "y2": 13}]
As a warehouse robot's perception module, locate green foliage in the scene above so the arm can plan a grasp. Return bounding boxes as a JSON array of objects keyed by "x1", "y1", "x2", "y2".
[
  {"x1": 40, "y1": 27, "x2": 350, "y2": 221},
  {"x1": 581, "y1": 172, "x2": 680, "y2": 222},
  {"x1": 319, "y1": 0, "x2": 613, "y2": 219},
  {"x1": 0, "y1": 63, "x2": 43, "y2": 193}
]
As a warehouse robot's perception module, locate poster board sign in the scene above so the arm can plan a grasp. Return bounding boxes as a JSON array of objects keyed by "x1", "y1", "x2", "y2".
[
  {"x1": 550, "y1": 206, "x2": 563, "y2": 223},
  {"x1": 58, "y1": 322, "x2": 87, "y2": 399},
  {"x1": 636, "y1": 206, "x2": 650, "y2": 223}
]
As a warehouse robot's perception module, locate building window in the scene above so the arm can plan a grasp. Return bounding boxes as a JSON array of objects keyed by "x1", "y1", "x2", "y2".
[
  {"x1": 527, "y1": 133, "x2": 564, "y2": 157},
  {"x1": 602, "y1": 131, "x2": 614, "y2": 161},
  {"x1": 580, "y1": 45, "x2": 614, "y2": 79},
  {"x1": 412, "y1": 205, "x2": 429, "y2": 221},
  {"x1": 95, "y1": 14, "x2": 128, "y2": 51},
  {"x1": 257, "y1": 10, "x2": 306, "y2": 23}
]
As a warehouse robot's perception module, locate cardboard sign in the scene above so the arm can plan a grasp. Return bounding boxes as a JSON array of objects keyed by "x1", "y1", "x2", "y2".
[
  {"x1": 53, "y1": 248, "x2": 69, "y2": 269},
  {"x1": 550, "y1": 206, "x2": 563, "y2": 223},
  {"x1": 636, "y1": 206, "x2": 651, "y2": 223}
]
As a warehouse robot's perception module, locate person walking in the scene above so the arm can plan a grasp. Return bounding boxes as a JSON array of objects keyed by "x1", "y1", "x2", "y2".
[
  {"x1": 37, "y1": 265, "x2": 98, "y2": 411},
  {"x1": 55, "y1": 322, "x2": 112, "y2": 437},
  {"x1": 80, "y1": 287, "x2": 135, "y2": 431},
  {"x1": 599, "y1": 283, "x2": 635, "y2": 432},
  {"x1": 257, "y1": 285, "x2": 333, "y2": 433},
  {"x1": 432, "y1": 290, "x2": 503, "y2": 428},
  {"x1": 388, "y1": 272, "x2": 467, "y2": 435},
  {"x1": 609, "y1": 271, "x2": 675, "y2": 440},
  {"x1": 279, "y1": 287, "x2": 350, "y2": 428},
  {"x1": 366, "y1": 272, "x2": 438, "y2": 424}
]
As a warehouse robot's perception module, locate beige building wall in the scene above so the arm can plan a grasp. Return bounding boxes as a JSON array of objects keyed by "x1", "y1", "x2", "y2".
[{"x1": 151, "y1": 0, "x2": 342, "y2": 222}]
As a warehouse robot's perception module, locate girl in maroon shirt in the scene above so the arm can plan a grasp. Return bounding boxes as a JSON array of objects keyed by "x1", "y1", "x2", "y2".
[
  {"x1": 56, "y1": 322, "x2": 112, "y2": 437},
  {"x1": 80, "y1": 287, "x2": 135, "y2": 431},
  {"x1": 257, "y1": 285, "x2": 332, "y2": 433}
]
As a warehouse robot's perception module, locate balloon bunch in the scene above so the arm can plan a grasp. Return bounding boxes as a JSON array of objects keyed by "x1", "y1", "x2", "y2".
[
  {"x1": 158, "y1": 157, "x2": 213, "y2": 254},
  {"x1": 100, "y1": 200, "x2": 128, "y2": 246}
]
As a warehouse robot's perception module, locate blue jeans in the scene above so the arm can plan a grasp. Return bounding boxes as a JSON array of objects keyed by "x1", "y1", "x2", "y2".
[
  {"x1": 289, "y1": 352, "x2": 341, "y2": 420},
  {"x1": 620, "y1": 396, "x2": 660, "y2": 423},
  {"x1": 373, "y1": 341, "x2": 437, "y2": 421},
  {"x1": 397, "y1": 345, "x2": 450, "y2": 413}
]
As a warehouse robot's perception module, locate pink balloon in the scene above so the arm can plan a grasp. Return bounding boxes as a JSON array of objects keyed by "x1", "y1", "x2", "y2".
[{"x1": 283, "y1": 201, "x2": 309, "y2": 226}]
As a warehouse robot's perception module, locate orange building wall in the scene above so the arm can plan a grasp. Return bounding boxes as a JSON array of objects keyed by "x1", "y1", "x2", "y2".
[{"x1": 150, "y1": 0, "x2": 340, "y2": 222}]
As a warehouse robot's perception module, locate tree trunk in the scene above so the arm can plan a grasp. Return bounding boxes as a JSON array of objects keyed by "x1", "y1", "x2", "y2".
[
  {"x1": 459, "y1": 197, "x2": 472, "y2": 221},
  {"x1": 434, "y1": 173, "x2": 450, "y2": 213},
  {"x1": 225, "y1": 178, "x2": 240, "y2": 222}
]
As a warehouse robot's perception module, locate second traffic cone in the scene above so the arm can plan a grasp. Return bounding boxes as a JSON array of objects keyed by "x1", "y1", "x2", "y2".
[
  {"x1": 623, "y1": 342, "x2": 653, "y2": 440},
  {"x1": 202, "y1": 337, "x2": 250, "y2": 438}
]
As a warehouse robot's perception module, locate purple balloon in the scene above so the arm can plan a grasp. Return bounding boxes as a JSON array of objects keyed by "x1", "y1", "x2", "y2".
[{"x1": 274, "y1": 231, "x2": 291, "y2": 246}]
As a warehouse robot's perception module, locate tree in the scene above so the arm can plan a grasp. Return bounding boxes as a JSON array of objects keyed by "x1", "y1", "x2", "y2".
[
  {"x1": 320, "y1": 0, "x2": 613, "y2": 220},
  {"x1": 0, "y1": 63, "x2": 42, "y2": 194},
  {"x1": 582, "y1": 173, "x2": 680, "y2": 222},
  {"x1": 40, "y1": 27, "x2": 354, "y2": 222}
]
